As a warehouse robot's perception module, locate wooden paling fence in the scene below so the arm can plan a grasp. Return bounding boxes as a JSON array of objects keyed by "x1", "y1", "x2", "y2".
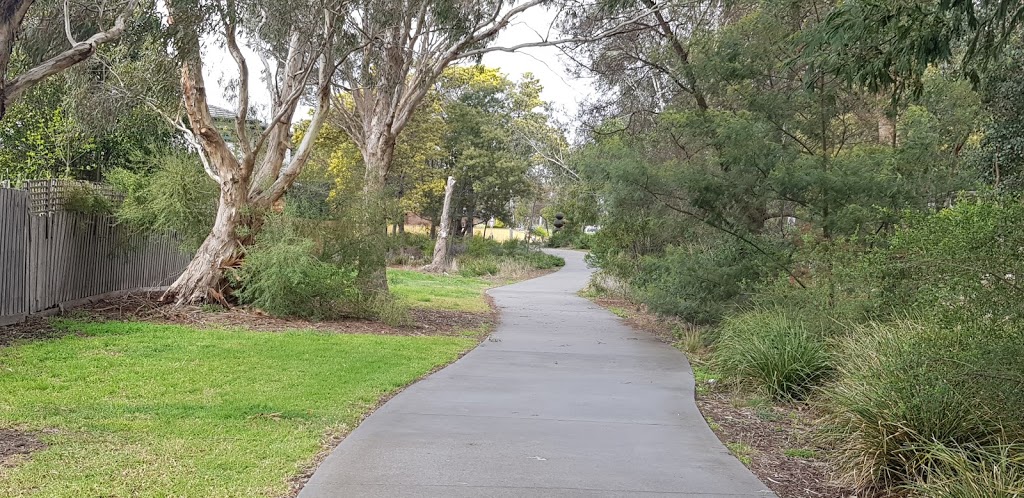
[{"x1": 0, "y1": 185, "x2": 191, "y2": 326}]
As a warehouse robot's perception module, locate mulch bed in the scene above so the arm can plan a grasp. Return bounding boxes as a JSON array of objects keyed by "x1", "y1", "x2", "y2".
[
  {"x1": 587, "y1": 294, "x2": 853, "y2": 498},
  {"x1": 1, "y1": 292, "x2": 498, "y2": 351},
  {"x1": 0, "y1": 429, "x2": 45, "y2": 467},
  {"x1": 697, "y1": 391, "x2": 853, "y2": 497},
  {"x1": 0, "y1": 318, "x2": 69, "y2": 349},
  {"x1": 76, "y1": 293, "x2": 496, "y2": 337}
]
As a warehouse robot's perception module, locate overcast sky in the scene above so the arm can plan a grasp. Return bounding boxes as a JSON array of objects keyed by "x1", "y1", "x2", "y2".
[{"x1": 202, "y1": 7, "x2": 594, "y2": 123}]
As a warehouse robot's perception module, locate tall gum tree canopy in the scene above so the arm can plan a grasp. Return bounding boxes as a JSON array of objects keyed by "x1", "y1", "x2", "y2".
[
  {"x1": 160, "y1": 0, "x2": 343, "y2": 304},
  {"x1": 316, "y1": 64, "x2": 558, "y2": 237}
]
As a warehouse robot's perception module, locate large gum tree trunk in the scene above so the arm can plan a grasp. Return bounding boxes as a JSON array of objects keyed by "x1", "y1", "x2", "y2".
[
  {"x1": 358, "y1": 130, "x2": 397, "y2": 295},
  {"x1": 165, "y1": 185, "x2": 247, "y2": 304}
]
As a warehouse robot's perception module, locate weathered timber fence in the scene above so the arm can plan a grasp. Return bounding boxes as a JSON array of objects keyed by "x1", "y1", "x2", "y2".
[{"x1": 1, "y1": 185, "x2": 191, "y2": 326}]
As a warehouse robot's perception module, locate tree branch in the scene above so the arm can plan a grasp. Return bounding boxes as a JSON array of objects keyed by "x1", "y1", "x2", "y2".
[{"x1": 4, "y1": 0, "x2": 138, "y2": 106}]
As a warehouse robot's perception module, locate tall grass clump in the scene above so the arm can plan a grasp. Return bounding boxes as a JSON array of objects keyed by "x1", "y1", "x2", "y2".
[
  {"x1": 820, "y1": 318, "x2": 1024, "y2": 493},
  {"x1": 713, "y1": 309, "x2": 831, "y2": 400},
  {"x1": 906, "y1": 442, "x2": 1024, "y2": 497},
  {"x1": 234, "y1": 218, "x2": 357, "y2": 319}
]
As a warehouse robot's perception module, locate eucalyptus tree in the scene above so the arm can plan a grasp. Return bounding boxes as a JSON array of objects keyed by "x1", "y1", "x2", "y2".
[
  {"x1": 160, "y1": 0, "x2": 346, "y2": 304},
  {"x1": 324, "y1": 0, "x2": 657, "y2": 292}
]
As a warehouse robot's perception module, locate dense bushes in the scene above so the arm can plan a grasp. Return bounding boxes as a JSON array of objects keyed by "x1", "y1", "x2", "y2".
[
  {"x1": 233, "y1": 218, "x2": 358, "y2": 320},
  {"x1": 713, "y1": 309, "x2": 830, "y2": 400},
  {"x1": 875, "y1": 200, "x2": 1024, "y2": 324},
  {"x1": 821, "y1": 319, "x2": 1024, "y2": 492},
  {"x1": 638, "y1": 242, "x2": 767, "y2": 325},
  {"x1": 907, "y1": 442, "x2": 1024, "y2": 497},
  {"x1": 384, "y1": 232, "x2": 434, "y2": 266},
  {"x1": 582, "y1": 197, "x2": 1024, "y2": 493},
  {"x1": 456, "y1": 237, "x2": 564, "y2": 277},
  {"x1": 108, "y1": 154, "x2": 218, "y2": 251},
  {"x1": 547, "y1": 229, "x2": 592, "y2": 249}
]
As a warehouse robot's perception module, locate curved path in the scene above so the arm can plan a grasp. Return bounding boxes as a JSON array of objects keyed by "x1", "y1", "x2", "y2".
[{"x1": 300, "y1": 250, "x2": 776, "y2": 497}]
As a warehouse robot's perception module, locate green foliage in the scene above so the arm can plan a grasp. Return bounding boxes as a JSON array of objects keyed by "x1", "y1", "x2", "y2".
[
  {"x1": 820, "y1": 319, "x2": 1024, "y2": 492},
  {"x1": 713, "y1": 309, "x2": 831, "y2": 400},
  {"x1": 234, "y1": 218, "x2": 358, "y2": 320},
  {"x1": 0, "y1": 54, "x2": 178, "y2": 183},
  {"x1": 60, "y1": 184, "x2": 116, "y2": 216},
  {"x1": 547, "y1": 229, "x2": 592, "y2": 249},
  {"x1": 637, "y1": 239, "x2": 767, "y2": 325},
  {"x1": 455, "y1": 237, "x2": 564, "y2": 277},
  {"x1": 458, "y1": 257, "x2": 500, "y2": 277},
  {"x1": 384, "y1": 232, "x2": 435, "y2": 266},
  {"x1": 0, "y1": 320, "x2": 472, "y2": 496},
  {"x1": 356, "y1": 294, "x2": 412, "y2": 327},
  {"x1": 107, "y1": 154, "x2": 218, "y2": 251},
  {"x1": 970, "y1": 40, "x2": 1024, "y2": 190},
  {"x1": 784, "y1": 448, "x2": 818, "y2": 459},
  {"x1": 874, "y1": 200, "x2": 1024, "y2": 324}
]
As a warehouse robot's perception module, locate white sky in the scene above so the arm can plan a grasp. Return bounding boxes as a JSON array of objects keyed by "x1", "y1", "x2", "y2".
[
  {"x1": 202, "y1": 6, "x2": 594, "y2": 124},
  {"x1": 480, "y1": 6, "x2": 596, "y2": 122}
]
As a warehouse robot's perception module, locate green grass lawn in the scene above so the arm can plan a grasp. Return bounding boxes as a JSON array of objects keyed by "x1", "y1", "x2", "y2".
[
  {"x1": 388, "y1": 269, "x2": 491, "y2": 313},
  {"x1": 0, "y1": 321, "x2": 474, "y2": 497}
]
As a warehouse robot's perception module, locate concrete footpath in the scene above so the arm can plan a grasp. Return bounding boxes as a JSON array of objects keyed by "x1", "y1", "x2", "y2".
[{"x1": 299, "y1": 249, "x2": 776, "y2": 497}]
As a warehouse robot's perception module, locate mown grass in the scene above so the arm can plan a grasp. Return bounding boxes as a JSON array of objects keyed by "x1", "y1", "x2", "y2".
[
  {"x1": 387, "y1": 269, "x2": 491, "y2": 313},
  {"x1": 0, "y1": 321, "x2": 475, "y2": 497}
]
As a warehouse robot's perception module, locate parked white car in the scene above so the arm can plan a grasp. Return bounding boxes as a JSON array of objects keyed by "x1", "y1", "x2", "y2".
[{"x1": 583, "y1": 225, "x2": 600, "y2": 235}]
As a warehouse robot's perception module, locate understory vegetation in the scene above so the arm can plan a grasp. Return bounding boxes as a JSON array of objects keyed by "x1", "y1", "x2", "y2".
[
  {"x1": 557, "y1": 0, "x2": 1024, "y2": 494},
  {"x1": 227, "y1": 214, "x2": 562, "y2": 322}
]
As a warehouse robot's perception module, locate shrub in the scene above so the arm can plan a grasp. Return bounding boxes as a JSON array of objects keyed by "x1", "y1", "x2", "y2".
[
  {"x1": 459, "y1": 257, "x2": 500, "y2": 277},
  {"x1": 234, "y1": 218, "x2": 357, "y2": 319},
  {"x1": 876, "y1": 200, "x2": 1024, "y2": 325},
  {"x1": 384, "y1": 232, "x2": 434, "y2": 265},
  {"x1": 713, "y1": 309, "x2": 831, "y2": 400},
  {"x1": 455, "y1": 237, "x2": 564, "y2": 277},
  {"x1": 636, "y1": 241, "x2": 768, "y2": 325},
  {"x1": 107, "y1": 153, "x2": 218, "y2": 251},
  {"x1": 547, "y1": 230, "x2": 591, "y2": 249},
  {"x1": 356, "y1": 294, "x2": 412, "y2": 327},
  {"x1": 820, "y1": 319, "x2": 1024, "y2": 493},
  {"x1": 61, "y1": 183, "x2": 116, "y2": 216},
  {"x1": 464, "y1": 236, "x2": 503, "y2": 257}
]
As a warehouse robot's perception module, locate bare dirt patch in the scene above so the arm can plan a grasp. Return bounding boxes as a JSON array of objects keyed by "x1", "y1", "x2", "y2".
[
  {"x1": 0, "y1": 318, "x2": 69, "y2": 349},
  {"x1": 0, "y1": 429, "x2": 45, "y2": 467},
  {"x1": 74, "y1": 293, "x2": 495, "y2": 338},
  {"x1": 698, "y1": 391, "x2": 852, "y2": 497}
]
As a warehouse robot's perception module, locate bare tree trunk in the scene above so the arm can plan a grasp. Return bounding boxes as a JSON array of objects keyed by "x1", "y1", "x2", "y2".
[
  {"x1": 424, "y1": 176, "x2": 456, "y2": 272},
  {"x1": 160, "y1": 9, "x2": 336, "y2": 305},
  {"x1": 165, "y1": 188, "x2": 246, "y2": 304}
]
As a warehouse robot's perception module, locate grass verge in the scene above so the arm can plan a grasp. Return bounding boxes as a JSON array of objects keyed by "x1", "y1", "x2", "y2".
[
  {"x1": 0, "y1": 321, "x2": 474, "y2": 497},
  {"x1": 388, "y1": 269, "x2": 492, "y2": 313}
]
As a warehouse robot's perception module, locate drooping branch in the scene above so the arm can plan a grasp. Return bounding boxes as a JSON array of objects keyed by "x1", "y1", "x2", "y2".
[{"x1": 3, "y1": 0, "x2": 139, "y2": 111}]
